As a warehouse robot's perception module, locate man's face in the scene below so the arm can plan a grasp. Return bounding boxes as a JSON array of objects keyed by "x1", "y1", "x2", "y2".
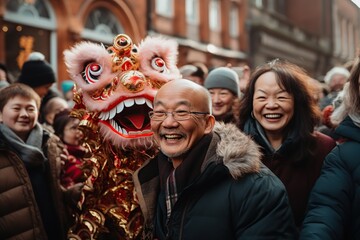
[
  {"x1": 151, "y1": 82, "x2": 213, "y2": 162},
  {"x1": 0, "y1": 95, "x2": 39, "y2": 140},
  {"x1": 330, "y1": 74, "x2": 347, "y2": 92}
]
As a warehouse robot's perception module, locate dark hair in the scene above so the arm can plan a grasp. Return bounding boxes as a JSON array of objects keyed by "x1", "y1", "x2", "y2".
[
  {"x1": 53, "y1": 108, "x2": 72, "y2": 140},
  {"x1": 238, "y1": 59, "x2": 321, "y2": 163},
  {"x1": 0, "y1": 63, "x2": 8, "y2": 73},
  {"x1": 0, "y1": 83, "x2": 41, "y2": 112}
]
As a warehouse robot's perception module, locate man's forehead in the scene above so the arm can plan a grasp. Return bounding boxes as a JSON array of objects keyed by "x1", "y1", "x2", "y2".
[{"x1": 154, "y1": 99, "x2": 191, "y2": 108}]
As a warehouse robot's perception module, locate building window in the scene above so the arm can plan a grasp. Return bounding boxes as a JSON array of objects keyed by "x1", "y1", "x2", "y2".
[
  {"x1": 254, "y1": 0, "x2": 285, "y2": 15},
  {"x1": 341, "y1": 18, "x2": 348, "y2": 57},
  {"x1": 82, "y1": 7, "x2": 124, "y2": 45},
  {"x1": 273, "y1": 0, "x2": 286, "y2": 15},
  {"x1": 209, "y1": 0, "x2": 221, "y2": 31},
  {"x1": 6, "y1": 0, "x2": 50, "y2": 18},
  {"x1": 254, "y1": 0, "x2": 264, "y2": 8},
  {"x1": 4, "y1": 0, "x2": 56, "y2": 78},
  {"x1": 186, "y1": 0, "x2": 198, "y2": 24},
  {"x1": 229, "y1": 4, "x2": 239, "y2": 37},
  {"x1": 155, "y1": 0, "x2": 173, "y2": 17},
  {"x1": 348, "y1": 23, "x2": 354, "y2": 58}
]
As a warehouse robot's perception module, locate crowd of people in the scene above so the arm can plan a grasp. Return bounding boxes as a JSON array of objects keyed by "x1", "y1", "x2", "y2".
[{"x1": 0, "y1": 45, "x2": 359, "y2": 240}]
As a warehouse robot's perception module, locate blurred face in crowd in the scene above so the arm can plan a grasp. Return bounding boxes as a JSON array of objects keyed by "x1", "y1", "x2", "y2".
[
  {"x1": 0, "y1": 69, "x2": 6, "y2": 81},
  {"x1": 253, "y1": 72, "x2": 294, "y2": 141},
  {"x1": 0, "y1": 95, "x2": 39, "y2": 141},
  {"x1": 330, "y1": 73, "x2": 347, "y2": 92},
  {"x1": 33, "y1": 83, "x2": 53, "y2": 98},
  {"x1": 44, "y1": 97, "x2": 69, "y2": 125},
  {"x1": 63, "y1": 118, "x2": 82, "y2": 146},
  {"x1": 151, "y1": 80, "x2": 214, "y2": 167},
  {"x1": 64, "y1": 89, "x2": 74, "y2": 102},
  {"x1": 208, "y1": 88, "x2": 236, "y2": 119}
]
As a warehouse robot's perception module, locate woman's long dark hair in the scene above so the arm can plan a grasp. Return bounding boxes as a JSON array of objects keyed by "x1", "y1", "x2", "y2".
[
  {"x1": 348, "y1": 55, "x2": 360, "y2": 115},
  {"x1": 238, "y1": 59, "x2": 321, "y2": 163}
]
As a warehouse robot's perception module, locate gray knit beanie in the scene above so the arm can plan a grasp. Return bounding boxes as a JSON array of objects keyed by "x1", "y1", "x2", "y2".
[{"x1": 204, "y1": 67, "x2": 240, "y2": 97}]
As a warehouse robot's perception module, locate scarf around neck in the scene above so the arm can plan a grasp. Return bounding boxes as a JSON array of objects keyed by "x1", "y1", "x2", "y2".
[
  {"x1": 158, "y1": 133, "x2": 213, "y2": 221},
  {"x1": 243, "y1": 117, "x2": 299, "y2": 157},
  {"x1": 0, "y1": 122, "x2": 46, "y2": 165}
]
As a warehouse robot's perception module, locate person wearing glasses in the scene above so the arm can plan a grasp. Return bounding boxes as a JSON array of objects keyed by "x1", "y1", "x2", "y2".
[{"x1": 133, "y1": 79, "x2": 297, "y2": 239}]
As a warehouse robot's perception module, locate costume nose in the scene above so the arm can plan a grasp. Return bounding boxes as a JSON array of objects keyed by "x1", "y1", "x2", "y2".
[{"x1": 120, "y1": 71, "x2": 146, "y2": 92}]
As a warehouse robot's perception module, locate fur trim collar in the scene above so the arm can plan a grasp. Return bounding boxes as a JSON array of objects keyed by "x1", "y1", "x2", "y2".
[{"x1": 208, "y1": 122, "x2": 262, "y2": 179}]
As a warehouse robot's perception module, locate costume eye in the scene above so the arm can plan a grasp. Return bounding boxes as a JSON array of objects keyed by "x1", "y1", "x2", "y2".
[
  {"x1": 151, "y1": 57, "x2": 168, "y2": 73},
  {"x1": 131, "y1": 46, "x2": 138, "y2": 53},
  {"x1": 84, "y1": 62, "x2": 103, "y2": 84}
]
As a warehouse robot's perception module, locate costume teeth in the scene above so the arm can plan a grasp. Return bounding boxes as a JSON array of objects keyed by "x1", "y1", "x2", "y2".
[{"x1": 99, "y1": 97, "x2": 153, "y2": 121}]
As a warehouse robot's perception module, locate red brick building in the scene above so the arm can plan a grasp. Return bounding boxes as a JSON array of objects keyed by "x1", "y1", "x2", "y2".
[{"x1": 0, "y1": 0, "x2": 359, "y2": 87}]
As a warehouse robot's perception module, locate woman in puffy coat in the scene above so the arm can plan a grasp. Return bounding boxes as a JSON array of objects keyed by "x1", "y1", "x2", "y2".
[
  {"x1": 300, "y1": 55, "x2": 360, "y2": 239},
  {"x1": 0, "y1": 83, "x2": 69, "y2": 240},
  {"x1": 237, "y1": 59, "x2": 336, "y2": 228}
]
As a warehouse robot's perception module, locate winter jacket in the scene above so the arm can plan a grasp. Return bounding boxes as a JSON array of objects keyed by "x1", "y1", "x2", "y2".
[
  {"x1": 133, "y1": 123, "x2": 298, "y2": 240},
  {"x1": 0, "y1": 129, "x2": 69, "y2": 240},
  {"x1": 242, "y1": 118, "x2": 336, "y2": 227},
  {"x1": 300, "y1": 116, "x2": 360, "y2": 239}
]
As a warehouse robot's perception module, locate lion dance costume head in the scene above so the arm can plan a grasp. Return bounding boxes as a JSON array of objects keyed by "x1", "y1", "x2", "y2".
[{"x1": 64, "y1": 34, "x2": 180, "y2": 239}]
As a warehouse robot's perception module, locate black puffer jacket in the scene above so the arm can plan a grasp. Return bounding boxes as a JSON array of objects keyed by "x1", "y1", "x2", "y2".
[
  {"x1": 134, "y1": 123, "x2": 298, "y2": 239},
  {"x1": 300, "y1": 116, "x2": 360, "y2": 239},
  {"x1": 0, "y1": 130, "x2": 68, "y2": 240}
]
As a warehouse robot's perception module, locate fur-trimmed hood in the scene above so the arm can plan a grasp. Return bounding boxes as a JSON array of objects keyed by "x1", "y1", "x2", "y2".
[{"x1": 203, "y1": 122, "x2": 262, "y2": 179}]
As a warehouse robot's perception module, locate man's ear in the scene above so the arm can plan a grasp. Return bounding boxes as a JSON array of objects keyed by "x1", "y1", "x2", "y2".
[
  {"x1": 204, "y1": 115, "x2": 215, "y2": 134},
  {"x1": 0, "y1": 112, "x2": 3, "y2": 122}
]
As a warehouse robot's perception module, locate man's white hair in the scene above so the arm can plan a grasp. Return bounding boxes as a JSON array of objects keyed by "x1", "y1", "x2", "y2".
[{"x1": 324, "y1": 66, "x2": 350, "y2": 85}]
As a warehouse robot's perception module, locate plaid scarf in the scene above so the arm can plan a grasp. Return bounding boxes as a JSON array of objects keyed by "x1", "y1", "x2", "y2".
[
  {"x1": 165, "y1": 169, "x2": 177, "y2": 220},
  {"x1": 158, "y1": 133, "x2": 213, "y2": 222}
]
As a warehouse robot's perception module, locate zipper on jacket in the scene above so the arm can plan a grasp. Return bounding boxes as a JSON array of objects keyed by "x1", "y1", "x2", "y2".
[
  {"x1": 164, "y1": 197, "x2": 190, "y2": 240},
  {"x1": 178, "y1": 198, "x2": 190, "y2": 240}
]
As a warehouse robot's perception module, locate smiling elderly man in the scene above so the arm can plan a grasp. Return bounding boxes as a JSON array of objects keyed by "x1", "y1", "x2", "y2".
[{"x1": 133, "y1": 79, "x2": 297, "y2": 240}]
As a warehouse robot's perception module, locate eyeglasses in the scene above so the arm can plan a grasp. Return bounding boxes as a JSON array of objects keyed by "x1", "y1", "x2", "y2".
[{"x1": 149, "y1": 110, "x2": 209, "y2": 121}]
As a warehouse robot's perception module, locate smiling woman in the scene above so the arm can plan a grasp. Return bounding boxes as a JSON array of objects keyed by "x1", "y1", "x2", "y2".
[{"x1": 237, "y1": 59, "x2": 337, "y2": 228}]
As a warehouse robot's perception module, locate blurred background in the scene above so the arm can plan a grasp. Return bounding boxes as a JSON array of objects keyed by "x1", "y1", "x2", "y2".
[{"x1": 0, "y1": 0, "x2": 359, "y2": 88}]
